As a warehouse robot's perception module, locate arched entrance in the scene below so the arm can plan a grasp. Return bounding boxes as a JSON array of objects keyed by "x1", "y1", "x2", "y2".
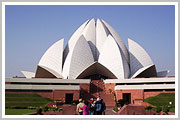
[{"x1": 76, "y1": 62, "x2": 117, "y2": 79}]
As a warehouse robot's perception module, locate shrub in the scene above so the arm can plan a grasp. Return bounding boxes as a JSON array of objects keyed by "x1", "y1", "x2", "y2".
[
  {"x1": 28, "y1": 106, "x2": 37, "y2": 109},
  {"x1": 145, "y1": 106, "x2": 153, "y2": 111},
  {"x1": 43, "y1": 106, "x2": 48, "y2": 112},
  {"x1": 155, "y1": 106, "x2": 161, "y2": 113},
  {"x1": 113, "y1": 107, "x2": 119, "y2": 113},
  {"x1": 162, "y1": 106, "x2": 169, "y2": 114},
  {"x1": 71, "y1": 100, "x2": 79, "y2": 105},
  {"x1": 36, "y1": 107, "x2": 43, "y2": 115},
  {"x1": 58, "y1": 108, "x2": 63, "y2": 112},
  {"x1": 117, "y1": 99, "x2": 126, "y2": 107}
]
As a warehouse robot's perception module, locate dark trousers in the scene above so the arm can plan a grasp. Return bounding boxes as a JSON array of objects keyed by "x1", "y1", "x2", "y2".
[{"x1": 96, "y1": 111, "x2": 102, "y2": 115}]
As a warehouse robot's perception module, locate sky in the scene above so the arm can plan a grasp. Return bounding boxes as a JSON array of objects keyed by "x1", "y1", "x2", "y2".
[{"x1": 5, "y1": 5, "x2": 175, "y2": 77}]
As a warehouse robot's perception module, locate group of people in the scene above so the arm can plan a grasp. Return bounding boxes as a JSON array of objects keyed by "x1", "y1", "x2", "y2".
[{"x1": 76, "y1": 97, "x2": 106, "y2": 115}]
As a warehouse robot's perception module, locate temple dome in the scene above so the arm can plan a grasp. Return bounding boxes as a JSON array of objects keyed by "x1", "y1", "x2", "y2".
[{"x1": 22, "y1": 19, "x2": 158, "y2": 79}]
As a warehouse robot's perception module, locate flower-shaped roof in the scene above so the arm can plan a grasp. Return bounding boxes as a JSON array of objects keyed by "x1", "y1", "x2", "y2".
[{"x1": 22, "y1": 19, "x2": 159, "y2": 79}]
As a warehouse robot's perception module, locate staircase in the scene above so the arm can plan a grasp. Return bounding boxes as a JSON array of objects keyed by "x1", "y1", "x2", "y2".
[{"x1": 90, "y1": 80, "x2": 115, "y2": 107}]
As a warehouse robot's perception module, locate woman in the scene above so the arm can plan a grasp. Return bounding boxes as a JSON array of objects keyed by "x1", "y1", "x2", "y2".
[{"x1": 78, "y1": 100, "x2": 90, "y2": 115}]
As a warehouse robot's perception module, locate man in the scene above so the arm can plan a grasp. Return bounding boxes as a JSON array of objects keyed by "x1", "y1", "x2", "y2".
[
  {"x1": 101, "y1": 99, "x2": 106, "y2": 115},
  {"x1": 95, "y1": 98, "x2": 102, "y2": 115},
  {"x1": 76, "y1": 99, "x2": 85, "y2": 115},
  {"x1": 88, "y1": 98, "x2": 95, "y2": 115}
]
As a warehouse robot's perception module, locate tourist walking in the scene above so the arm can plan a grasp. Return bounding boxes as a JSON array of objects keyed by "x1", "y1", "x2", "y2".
[
  {"x1": 78, "y1": 100, "x2": 90, "y2": 115},
  {"x1": 76, "y1": 99, "x2": 85, "y2": 115}
]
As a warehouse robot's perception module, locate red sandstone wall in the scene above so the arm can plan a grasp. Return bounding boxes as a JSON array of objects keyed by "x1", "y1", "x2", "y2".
[{"x1": 105, "y1": 83, "x2": 115, "y2": 94}]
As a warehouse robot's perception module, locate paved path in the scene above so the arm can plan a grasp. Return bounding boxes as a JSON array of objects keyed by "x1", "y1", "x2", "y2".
[
  {"x1": 105, "y1": 106, "x2": 118, "y2": 115},
  {"x1": 43, "y1": 104, "x2": 118, "y2": 115}
]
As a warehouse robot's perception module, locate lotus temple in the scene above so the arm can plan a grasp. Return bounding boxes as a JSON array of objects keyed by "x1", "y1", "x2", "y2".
[{"x1": 5, "y1": 19, "x2": 175, "y2": 106}]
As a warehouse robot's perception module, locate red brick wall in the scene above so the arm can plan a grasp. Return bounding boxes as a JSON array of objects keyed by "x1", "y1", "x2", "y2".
[
  {"x1": 5, "y1": 82, "x2": 11, "y2": 84},
  {"x1": 53, "y1": 90, "x2": 79, "y2": 101},
  {"x1": 144, "y1": 91, "x2": 175, "y2": 99},
  {"x1": 80, "y1": 83, "x2": 90, "y2": 93},
  {"x1": 6, "y1": 90, "x2": 80, "y2": 101},
  {"x1": 80, "y1": 83, "x2": 90, "y2": 100},
  {"x1": 118, "y1": 104, "x2": 145, "y2": 115},
  {"x1": 134, "y1": 100, "x2": 144, "y2": 106},
  {"x1": 6, "y1": 91, "x2": 53, "y2": 99},
  {"x1": 105, "y1": 83, "x2": 115, "y2": 94},
  {"x1": 115, "y1": 90, "x2": 175, "y2": 104},
  {"x1": 115, "y1": 90, "x2": 144, "y2": 104}
]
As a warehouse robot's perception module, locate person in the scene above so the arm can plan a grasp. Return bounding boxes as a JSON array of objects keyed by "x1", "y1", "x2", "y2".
[
  {"x1": 101, "y1": 99, "x2": 106, "y2": 115},
  {"x1": 88, "y1": 98, "x2": 95, "y2": 115},
  {"x1": 95, "y1": 98, "x2": 102, "y2": 115},
  {"x1": 78, "y1": 100, "x2": 90, "y2": 115},
  {"x1": 76, "y1": 99, "x2": 85, "y2": 115}
]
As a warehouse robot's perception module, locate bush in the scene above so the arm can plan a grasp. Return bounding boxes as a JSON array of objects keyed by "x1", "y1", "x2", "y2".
[
  {"x1": 113, "y1": 107, "x2": 119, "y2": 113},
  {"x1": 169, "y1": 108, "x2": 175, "y2": 113},
  {"x1": 145, "y1": 106, "x2": 153, "y2": 111},
  {"x1": 58, "y1": 108, "x2": 63, "y2": 112},
  {"x1": 162, "y1": 106, "x2": 169, "y2": 114},
  {"x1": 43, "y1": 106, "x2": 48, "y2": 112},
  {"x1": 36, "y1": 107, "x2": 42, "y2": 115},
  {"x1": 117, "y1": 99, "x2": 126, "y2": 107},
  {"x1": 71, "y1": 100, "x2": 79, "y2": 105},
  {"x1": 155, "y1": 106, "x2": 161, "y2": 113}
]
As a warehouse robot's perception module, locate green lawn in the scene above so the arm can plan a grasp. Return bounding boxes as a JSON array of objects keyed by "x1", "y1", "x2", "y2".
[
  {"x1": 6, "y1": 93, "x2": 53, "y2": 108},
  {"x1": 144, "y1": 93, "x2": 175, "y2": 112},
  {"x1": 5, "y1": 108, "x2": 36, "y2": 115}
]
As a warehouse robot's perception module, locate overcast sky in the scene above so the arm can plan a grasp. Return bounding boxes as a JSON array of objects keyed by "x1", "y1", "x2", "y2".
[{"x1": 5, "y1": 5, "x2": 175, "y2": 77}]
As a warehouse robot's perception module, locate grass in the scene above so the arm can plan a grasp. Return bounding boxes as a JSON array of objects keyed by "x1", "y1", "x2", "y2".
[
  {"x1": 5, "y1": 108, "x2": 37, "y2": 115},
  {"x1": 144, "y1": 93, "x2": 175, "y2": 113},
  {"x1": 5, "y1": 93, "x2": 53, "y2": 108}
]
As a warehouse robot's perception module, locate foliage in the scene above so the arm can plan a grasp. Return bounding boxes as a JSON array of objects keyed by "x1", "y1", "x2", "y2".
[
  {"x1": 58, "y1": 108, "x2": 63, "y2": 112},
  {"x1": 71, "y1": 100, "x2": 79, "y2": 105},
  {"x1": 154, "y1": 106, "x2": 161, "y2": 113},
  {"x1": 113, "y1": 107, "x2": 119, "y2": 113},
  {"x1": 36, "y1": 107, "x2": 43, "y2": 115},
  {"x1": 169, "y1": 108, "x2": 175, "y2": 113},
  {"x1": 55, "y1": 98, "x2": 65, "y2": 102},
  {"x1": 43, "y1": 106, "x2": 49, "y2": 112},
  {"x1": 162, "y1": 106, "x2": 169, "y2": 114},
  {"x1": 145, "y1": 106, "x2": 153, "y2": 111},
  {"x1": 134, "y1": 99, "x2": 144, "y2": 101},
  {"x1": 117, "y1": 99, "x2": 126, "y2": 107}
]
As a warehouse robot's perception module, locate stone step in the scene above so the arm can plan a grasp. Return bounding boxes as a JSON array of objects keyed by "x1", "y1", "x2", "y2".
[{"x1": 90, "y1": 80, "x2": 115, "y2": 106}]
